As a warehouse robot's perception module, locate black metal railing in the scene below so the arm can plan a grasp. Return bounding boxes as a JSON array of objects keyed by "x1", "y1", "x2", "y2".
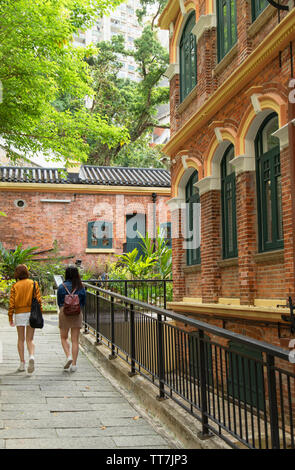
[
  {"x1": 86, "y1": 279, "x2": 173, "y2": 309},
  {"x1": 83, "y1": 283, "x2": 295, "y2": 450}
]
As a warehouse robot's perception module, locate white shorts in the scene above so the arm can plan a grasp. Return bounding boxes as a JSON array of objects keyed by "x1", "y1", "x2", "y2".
[{"x1": 14, "y1": 312, "x2": 31, "y2": 327}]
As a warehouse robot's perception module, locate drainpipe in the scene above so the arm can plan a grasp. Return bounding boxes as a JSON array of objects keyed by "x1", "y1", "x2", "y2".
[
  {"x1": 288, "y1": 91, "x2": 295, "y2": 294},
  {"x1": 152, "y1": 192, "x2": 157, "y2": 247}
]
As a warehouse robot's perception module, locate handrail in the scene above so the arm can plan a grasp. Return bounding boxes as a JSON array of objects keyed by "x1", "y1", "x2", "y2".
[{"x1": 83, "y1": 282, "x2": 290, "y2": 361}]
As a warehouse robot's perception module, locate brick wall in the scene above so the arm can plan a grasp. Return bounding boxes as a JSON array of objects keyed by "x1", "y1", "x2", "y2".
[{"x1": 0, "y1": 189, "x2": 171, "y2": 273}]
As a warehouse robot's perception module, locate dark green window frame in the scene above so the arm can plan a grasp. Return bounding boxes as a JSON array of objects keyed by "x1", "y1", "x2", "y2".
[
  {"x1": 87, "y1": 221, "x2": 113, "y2": 249},
  {"x1": 160, "y1": 222, "x2": 172, "y2": 248},
  {"x1": 180, "y1": 11, "x2": 197, "y2": 103},
  {"x1": 217, "y1": 0, "x2": 237, "y2": 62},
  {"x1": 251, "y1": 0, "x2": 268, "y2": 22},
  {"x1": 255, "y1": 113, "x2": 284, "y2": 253},
  {"x1": 221, "y1": 145, "x2": 238, "y2": 259},
  {"x1": 186, "y1": 170, "x2": 201, "y2": 266}
]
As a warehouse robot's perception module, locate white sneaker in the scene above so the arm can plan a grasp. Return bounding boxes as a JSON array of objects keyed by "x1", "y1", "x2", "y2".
[
  {"x1": 17, "y1": 362, "x2": 25, "y2": 372},
  {"x1": 64, "y1": 357, "x2": 73, "y2": 370},
  {"x1": 27, "y1": 357, "x2": 35, "y2": 374},
  {"x1": 70, "y1": 365, "x2": 77, "y2": 373}
]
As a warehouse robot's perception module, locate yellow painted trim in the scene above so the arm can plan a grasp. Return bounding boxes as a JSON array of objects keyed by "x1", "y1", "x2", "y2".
[
  {"x1": 167, "y1": 301, "x2": 289, "y2": 323},
  {"x1": 238, "y1": 96, "x2": 284, "y2": 155},
  {"x1": 219, "y1": 298, "x2": 241, "y2": 306},
  {"x1": 183, "y1": 297, "x2": 202, "y2": 303},
  {"x1": 170, "y1": 6, "x2": 196, "y2": 64},
  {"x1": 0, "y1": 182, "x2": 171, "y2": 196},
  {"x1": 163, "y1": 8, "x2": 295, "y2": 156},
  {"x1": 158, "y1": 0, "x2": 180, "y2": 30},
  {"x1": 85, "y1": 249, "x2": 116, "y2": 254},
  {"x1": 185, "y1": 1, "x2": 195, "y2": 13},
  {"x1": 174, "y1": 161, "x2": 200, "y2": 197},
  {"x1": 254, "y1": 298, "x2": 285, "y2": 308},
  {"x1": 207, "y1": 0, "x2": 214, "y2": 14},
  {"x1": 206, "y1": 129, "x2": 236, "y2": 176},
  {"x1": 205, "y1": 139, "x2": 219, "y2": 177}
]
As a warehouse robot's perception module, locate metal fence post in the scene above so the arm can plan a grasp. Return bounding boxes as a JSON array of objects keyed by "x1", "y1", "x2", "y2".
[
  {"x1": 128, "y1": 303, "x2": 137, "y2": 377},
  {"x1": 95, "y1": 291, "x2": 101, "y2": 345},
  {"x1": 84, "y1": 287, "x2": 88, "y2": 334},
  {"x1": 266, "y1": 353, "x2": 280, "y2": 449},
  {"x1": 109, "y1": 295, "x2": 117, "y2": 360},
  {"x1": 197, "y1": 329, "x2": 212, "y2": 439},
  {"x1": 156, "y1": 313, "x2": 166, "y2": 400}
]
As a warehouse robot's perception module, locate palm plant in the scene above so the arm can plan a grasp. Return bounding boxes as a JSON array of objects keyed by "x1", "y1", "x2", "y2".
[{"x1": 0, "y1": 243, "x2": 39, "y2": 279}]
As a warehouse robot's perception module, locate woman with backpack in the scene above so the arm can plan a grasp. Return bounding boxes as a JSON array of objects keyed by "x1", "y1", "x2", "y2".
[
  {"x1": 8, "y1": 264, "x2": 43, "y2": 374},
  {"x1": 57, "y1": 265, "x2": 86, "y2": 372}
]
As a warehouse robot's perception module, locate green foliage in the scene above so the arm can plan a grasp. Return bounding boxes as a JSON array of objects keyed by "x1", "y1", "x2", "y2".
[
  {"x1": 0, "y1": 0, "x2": 128, "y2": 165},
  {"x1": 0, "y1": 277, "x2": 15, "y2": 309},
  {"x1": 138, "y1": 228, "x2": 172, "y2": 279},
  {"x1": 58, "y1": 0, "x2": 170, "y2": 167},
  {"x1": 116, "y1": 249, "x2": 157, "y2": 279},
  {"x1": 113, "y1": 136, "x2": 166, "y2": 169},
  {"x1": 109, "y1": 228, "x2": 172, "y2": 281},
  {"x1": 0, "y1": 243, "x2": 39, "y2": 279}
]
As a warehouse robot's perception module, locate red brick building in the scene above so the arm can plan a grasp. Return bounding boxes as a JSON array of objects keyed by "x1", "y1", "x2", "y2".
[
  {"x1": 159, "y1": 0, "x2": 295, "y2": 347},
  {"x1": 0, "y1": 165, "x2": 171, "y2": 273}
]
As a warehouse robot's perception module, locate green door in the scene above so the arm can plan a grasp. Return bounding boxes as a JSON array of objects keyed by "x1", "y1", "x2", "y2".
[
  {"x1": 125, "y1": 213, "x2": 146, "y2": 258},
  {"x1": 227, "y1": 342, "x2": 265, "y2": 410}
]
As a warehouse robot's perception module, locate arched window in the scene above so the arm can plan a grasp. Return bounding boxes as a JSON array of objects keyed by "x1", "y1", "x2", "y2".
[
  {"x1": 255, "y1": 113, "x2": 283, "y2": 252},
  {"x1": 251, "y1": 0, "x2": 268, "y2": 22},
  {"x1": 217, "y1": 0, "x2": 237, "y2": 62},
  {"x1": 221, "y1": 144, "x2": 238, "y2": 259},
  {"x1": 185, "y1": 170, "x2": 201, "y2": 266},
  {"x1": 179, "y1": 12, "x2": 197, "y2": 103}
]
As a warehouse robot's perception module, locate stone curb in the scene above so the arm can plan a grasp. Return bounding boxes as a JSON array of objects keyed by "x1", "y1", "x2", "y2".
[{"x1": 79, "y1": 332, "x2": 229, "y2": 450}]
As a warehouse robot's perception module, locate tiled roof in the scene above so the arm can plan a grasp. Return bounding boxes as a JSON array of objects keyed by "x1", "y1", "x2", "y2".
[{"x1": 0, "y1": 165, "x2": 171, "y2": 188}]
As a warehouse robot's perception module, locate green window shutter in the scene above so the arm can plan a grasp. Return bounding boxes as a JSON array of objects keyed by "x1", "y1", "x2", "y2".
[
  {"x1": 217, "y1": 0, "x2": 237, "y2": 62},
  {"x1": 180, "y1": 12, "x2": 197, "y2": 103},
  {"x1": 251, "y1": 0, "x2": 268, "y2": 22},
  {"x1": 185, "y1": 171, "x2": 201, "y2": 266},
  {"x1": 221, "y1": 145, "x2": 238, "y2": 259},
  {"x1": 87, "y1": 221, "x2": 96, "y2": 248},
  {"x1": 255, "y1": 113, "x2": 284, "y2": 252},
  {"x1": 160, "y1": 222, "x2": 172, "y2": 248}
]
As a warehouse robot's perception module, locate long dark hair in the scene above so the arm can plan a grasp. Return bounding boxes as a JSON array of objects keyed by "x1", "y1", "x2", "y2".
[{"x1": 65, "y1": 265, "x2": 83, "y2": 291}]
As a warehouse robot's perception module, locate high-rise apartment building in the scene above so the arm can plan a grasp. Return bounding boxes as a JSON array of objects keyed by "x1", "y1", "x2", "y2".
[{"x1": 73, "y1": 0, "x2": 143, "y2": 81}]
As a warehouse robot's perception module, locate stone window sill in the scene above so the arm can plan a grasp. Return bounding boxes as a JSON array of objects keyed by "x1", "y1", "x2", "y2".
[
  {"x1": 247, "y1": 5, "x2": 276, "y2": 39},
  {"x1": 176, "y1": 83, "x2": 199, "y2": 114},
  {"x1": 253, "y1": 249, "x2": 284, "y2": 264},
  {"x1": 85, "y1": 248, "x2": 115, "y2": 254},
  {"x1": 212, "y1": 43, "x2": 238, "y2": 78},
  {"x1": 217, "y1": 257, "x2": 239, "y2": 268},
  {"x1": 183, "y1": 264, "x2": 201, "y2": 274}
]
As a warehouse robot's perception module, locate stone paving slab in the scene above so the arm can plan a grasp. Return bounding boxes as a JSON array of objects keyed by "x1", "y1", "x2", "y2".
[{"x1": 0, "y1": 310, "x2": 173, "y2": 449}]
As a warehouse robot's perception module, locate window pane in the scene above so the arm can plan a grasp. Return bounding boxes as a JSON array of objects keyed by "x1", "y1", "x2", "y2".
[
  {"x1": 265, "y1": 179, "x2": 272, "y2": 243},
  {"x1": 262, "y1": 115, "x2": 279, "y2": 153},
  {"x1": 218, "y1": 0, "x2": 237, "y2": 61},
  {"x1": 227, "y1": 181, "x2": 233, "y2": 253},
  {"x1": 180, "y1": 12, "x2": 196, "y2": 102},
  {"x1": 276, "y1": 175, "x2": 283, "y2": 240}
]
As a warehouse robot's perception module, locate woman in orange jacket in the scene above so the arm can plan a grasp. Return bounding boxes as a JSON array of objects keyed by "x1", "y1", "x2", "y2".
[{"x1": 8, "y1": 264, "x2": 43, "y2": 374}]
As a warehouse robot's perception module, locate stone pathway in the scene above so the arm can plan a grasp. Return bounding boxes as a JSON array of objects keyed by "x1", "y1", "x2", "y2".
[{"x1": 0, "y1": 310, "x2": 172, "y2": 449}]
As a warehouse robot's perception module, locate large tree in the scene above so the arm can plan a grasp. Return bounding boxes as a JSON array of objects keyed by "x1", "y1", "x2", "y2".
[
  {"x1": 85, "y1": 0, "x2": 170, "y2": 166},
  {"x1": 0, "y1": 0, "x2": 129, "y2": 167}
]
